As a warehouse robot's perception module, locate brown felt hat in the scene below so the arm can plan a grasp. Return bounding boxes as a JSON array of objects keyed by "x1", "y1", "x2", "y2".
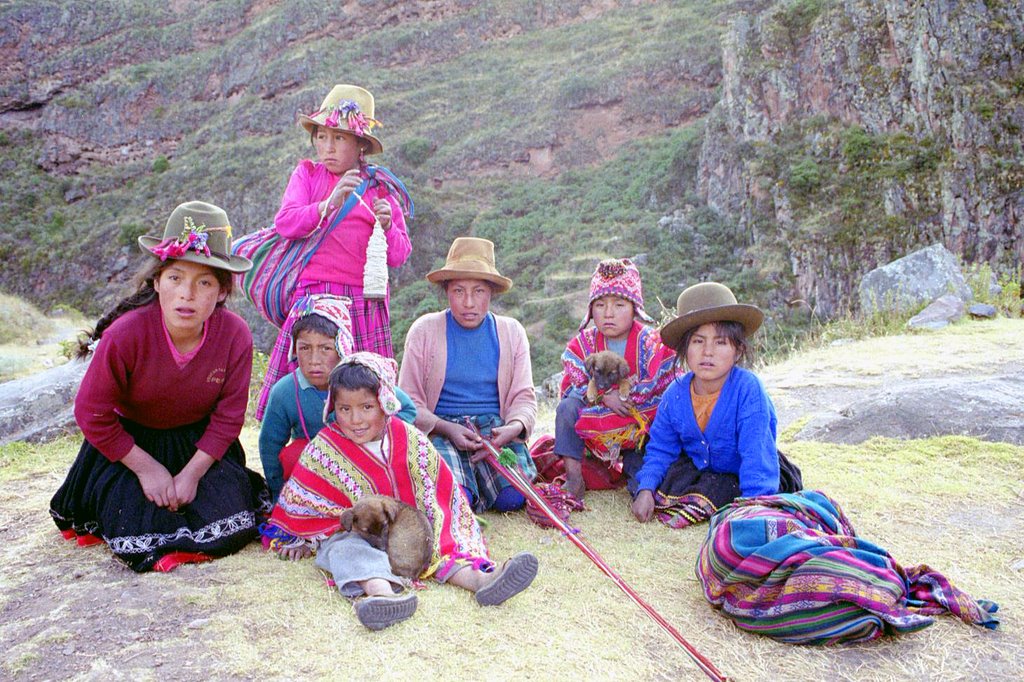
[
  {"x1": 298, "y1": 84, "x2": 384, "y2": 155},
  {"x1": 138, "y1": 201, "x2": 252, "y2": 274},
  {"x1": 660, "y1": 282, "x2": 763, "y2": 350},
  {"x1": 425, "y1": 237, "x2": 512, "y2": 293}
]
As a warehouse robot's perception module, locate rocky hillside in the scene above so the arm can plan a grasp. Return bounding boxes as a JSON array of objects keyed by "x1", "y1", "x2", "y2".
[
  {"x1": 698, "y1": 0, "x2": 1024, "y2": 315},
  {"x1": 1, "y1": 0, "x2": 1020, "y2": 375}
]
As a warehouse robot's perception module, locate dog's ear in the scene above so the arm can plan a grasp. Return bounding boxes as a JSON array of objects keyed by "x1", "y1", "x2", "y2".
[
  {"x1": 584, "y1": 354, "x2": 598, "y2": 374},
  {"x1": 341, "y1": 508, "x2": 354, "y2": 532},
  {"x1": 616, "y1": 357, "x2": 631, "y2": 380},
  {"x1": 381, "y1": 497, "x2": 401, "y2": 524}
]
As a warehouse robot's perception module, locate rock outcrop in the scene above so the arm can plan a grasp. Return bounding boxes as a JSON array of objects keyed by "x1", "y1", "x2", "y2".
[
  {"x1": 698, "y1": 0, "x2": 1024, "y2": 316},
  {"x1": 0, "y1": 358, "x2": 88, "y2": 445}
]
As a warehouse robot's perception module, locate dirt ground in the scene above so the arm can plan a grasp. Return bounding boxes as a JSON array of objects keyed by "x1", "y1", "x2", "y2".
[{"x1": 2, "y1": 320, "x2": 1023, "y2": 681}]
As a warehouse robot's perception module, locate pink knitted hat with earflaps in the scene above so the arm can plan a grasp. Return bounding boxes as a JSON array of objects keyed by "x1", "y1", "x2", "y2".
[{"x1": 578, "y1": 258, "x2": 655, "y2": 330}]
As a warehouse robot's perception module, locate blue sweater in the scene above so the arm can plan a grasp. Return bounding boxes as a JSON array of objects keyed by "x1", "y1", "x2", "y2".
[
  {"x1": 635, "y1": 366, "x2": 779, "y2": 498},
  {"x1": 258, "y1": 369, "x2": 417, "y2": 500}
]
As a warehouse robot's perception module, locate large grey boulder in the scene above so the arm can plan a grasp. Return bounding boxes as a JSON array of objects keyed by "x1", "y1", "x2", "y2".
[
  {"x1": 0, "y1": 359, "x2": 89, "y2": 445},
  {"x1": 859, "y1": 244, "x2": 972, "y2": 315},
  {"x1": 793, "y1": 373, "x2": 1024, "y2": 446},
  {"x1": 906, "y1": 294, "x2": 965, "y2": 330}
]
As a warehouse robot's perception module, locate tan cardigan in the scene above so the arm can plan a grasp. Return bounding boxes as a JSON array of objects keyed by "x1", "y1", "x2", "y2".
[{"x1": 398, "y1": 311, "x2": 537, "y2": 439}]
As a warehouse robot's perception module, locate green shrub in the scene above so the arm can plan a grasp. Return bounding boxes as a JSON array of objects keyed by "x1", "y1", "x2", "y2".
[
  {"x1": 841, "y1": 126, "x2": 876, "y2": 165},
  {"x1": 397, "y1": 138, "x2": 434, "y2": 168},
  {"x1": 788, "y1": 157, "x2": 823, "y2": 194},
  {"x1": 119, "y1": 222, "x2": 148, "y2": 246},
  {"x1": 152, "y1": 155, "x2": 170, "y2": 173}
]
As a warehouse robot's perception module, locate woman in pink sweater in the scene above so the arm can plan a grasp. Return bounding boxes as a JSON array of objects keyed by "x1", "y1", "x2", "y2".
[
  {"x1": 257, "y1": 84, "x2": 413, "y2": 419},
  {"x1": 398, "y1": 238, "x2": 537, "y2": 513},
  {"x1": 50, "y1": 201, "x2": 271, "y2": 573}
]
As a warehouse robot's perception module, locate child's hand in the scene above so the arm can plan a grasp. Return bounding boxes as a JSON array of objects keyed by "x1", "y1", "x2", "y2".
[
  {"x1": 372, "y1": 198, "x2": 392, "y2": 231},
  {"x1": 328, "y1": 169, "x2": 365, "y2": 205},
  {"x1": 631, "y1": 490, "x2": 656, "y2": 522},
  {"x1": 601, "y1": 391, "x2": 634, "y2": 417},
  {"x1": 278, "y1": 545, "x2": 312, "y2": 561}
]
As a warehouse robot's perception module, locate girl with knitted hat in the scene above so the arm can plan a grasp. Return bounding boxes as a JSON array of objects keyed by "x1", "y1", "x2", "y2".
[
  {"x1": 262, "y1": 352, "x2": 538, "y2": 631},
  {"x1": 50, "y1": 201, "x2": 271, "y2": 572},
  {"x1": 554, "y1": 258, "x2": 677, "y2": 500},
  {"x1": 256, "y1": 84, "x2": 413, "y2": 421},
  {"x1": 629, "y1": 282, "x2": 802, "y2": 528}
]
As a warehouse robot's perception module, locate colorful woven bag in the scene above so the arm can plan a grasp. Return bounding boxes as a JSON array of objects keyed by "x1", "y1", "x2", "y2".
[{"x1": 232, "y1": 166, "x2": 413, "y2": 328}]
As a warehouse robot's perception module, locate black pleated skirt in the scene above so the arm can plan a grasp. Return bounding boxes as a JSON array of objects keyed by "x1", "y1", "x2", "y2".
[
  {"x1": 625, "y1": 449, "x2": 803, "y2": 507},
  {"x1": 50, "y1": 418, "x2": 271, "y2": 572}
]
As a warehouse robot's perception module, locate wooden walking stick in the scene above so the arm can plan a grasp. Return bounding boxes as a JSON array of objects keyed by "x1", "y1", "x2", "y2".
[{"x1": 467, "y1": 422, "x2": 729, "y2": 682}]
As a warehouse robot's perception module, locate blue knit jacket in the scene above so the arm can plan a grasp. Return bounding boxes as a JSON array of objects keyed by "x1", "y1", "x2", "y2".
[{"x1": 634, "y1": 366, "x2": 779, "y2": 498}]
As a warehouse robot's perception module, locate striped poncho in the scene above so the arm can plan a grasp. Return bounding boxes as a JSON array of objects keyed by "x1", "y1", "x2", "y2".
[
  {"x1": 560, "y1": 321, "x2": 677, "y2": 459},
  {"x1": 264, "y1": 416, "x2": 490, "y2": 580},
  {"x1": 696, "y1": 490, "x2": 999, "y2": 644}
]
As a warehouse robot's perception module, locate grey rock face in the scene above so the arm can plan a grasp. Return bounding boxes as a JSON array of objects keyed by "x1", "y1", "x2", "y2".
[
  {"x1": 906, "y1": 294, "x2": 965, "y2": 330},
  {"x1": 0, "y1": 359, "x2": 89, "y2": 445},
  {"x1": 859, "y1": 244, "x2": 971, "y2": 315}
]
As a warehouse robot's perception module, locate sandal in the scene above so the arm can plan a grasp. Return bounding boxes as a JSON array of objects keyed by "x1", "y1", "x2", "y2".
[
  {"x1": 354, "y1": 592, "x2": 418, "y2": 631},
  {"x1": 475, "y1": 552, "x2": 539, "y2": 606}
]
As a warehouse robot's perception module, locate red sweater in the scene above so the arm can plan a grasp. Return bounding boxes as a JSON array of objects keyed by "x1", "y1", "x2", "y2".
[{"x1": 74, "y1": 302, "x2": 253, "y2": 462}]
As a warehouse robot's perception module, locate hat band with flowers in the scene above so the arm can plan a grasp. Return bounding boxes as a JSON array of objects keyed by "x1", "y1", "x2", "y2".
[{"x1": 322, "y1": 99, "x2": 380, "y2": 139}]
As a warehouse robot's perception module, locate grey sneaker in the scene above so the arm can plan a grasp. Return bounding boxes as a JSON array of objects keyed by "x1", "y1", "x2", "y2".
[
  {"x1": 475, "y1": 552, "x2": 539, "y2": 606},
  {"x1": 354, "y1": 592, "x2": 418, "y2": 630}
]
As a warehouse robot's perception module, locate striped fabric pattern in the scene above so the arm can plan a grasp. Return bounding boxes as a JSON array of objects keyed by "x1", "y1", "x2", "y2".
[
  {"x1": 265, "y1": 417, "x2": 490, "y2": 581},
  {"x1": 696, "y1": 490, "x2": 999, "y2": 644},
  {"x1": 560, "y1": 321, "x2": 677, "y2": 459}
]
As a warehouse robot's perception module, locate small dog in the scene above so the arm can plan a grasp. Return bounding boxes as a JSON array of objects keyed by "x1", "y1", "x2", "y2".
[
  {"x1": 341, "y1": 494, "x2": 433, "y2": 579},
  {"x1": 584, "y1": 351, "x2": 632, "y2": 404}
]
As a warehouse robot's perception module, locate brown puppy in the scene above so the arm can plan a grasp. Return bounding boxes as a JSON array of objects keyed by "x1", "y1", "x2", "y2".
[
  {"x1": 341, "y1": 494, "x2": 433, "y2": 579},
  {"x1": 584, "y1": 350, "x2": 632, "y2": 404}
]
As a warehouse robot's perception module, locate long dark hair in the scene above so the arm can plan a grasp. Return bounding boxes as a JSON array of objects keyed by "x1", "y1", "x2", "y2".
[
  {"x1": 76, "y1": 257, "x2": 233, "y2": 359},
  {"x1": 675, "y1": 320, "x2": 750, "y2": 370}
]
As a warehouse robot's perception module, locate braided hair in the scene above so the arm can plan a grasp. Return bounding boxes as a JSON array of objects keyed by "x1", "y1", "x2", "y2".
[{"x1": 76, "y1": 257, "x2": 233, "y2": 359}]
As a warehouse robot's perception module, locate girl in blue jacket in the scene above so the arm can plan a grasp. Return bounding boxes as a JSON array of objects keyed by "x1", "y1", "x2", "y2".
[{"x1": 629, "y1": 283, "x2": 801, "y2": 526}]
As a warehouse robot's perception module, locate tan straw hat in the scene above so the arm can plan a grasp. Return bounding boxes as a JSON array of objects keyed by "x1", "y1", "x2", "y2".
[
  {"x1": 138, "y1": 201, "x2": 252, "y2": 274},
  {"x1": 425, "y1": 237, "x2": 513, "y2": 293},
  {"x1": 660, "y1": 282, "x2": 763, "y2": 350},
  {"x1": 298, "y1": 84, "x2": 383, "y2": 155}
]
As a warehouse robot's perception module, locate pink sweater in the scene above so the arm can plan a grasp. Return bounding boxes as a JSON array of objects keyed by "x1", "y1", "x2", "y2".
[
  {"x1": 274, "y1": 160, "x2": 412, "y2": 287},
  {"x1": 398, "y1": 311, "x2": 537, "y2": 438},
  {"x1": 74, "y1": 303, "x2": 253, "y2": 462}
]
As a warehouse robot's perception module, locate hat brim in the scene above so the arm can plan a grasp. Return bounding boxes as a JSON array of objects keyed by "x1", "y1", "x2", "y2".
[
  {"x1": 297, "y1": 116, "x2": 384, "y2": 155},
  {"x1": 425, "y1": 268, "x2": 512, "y2": 294},
  {"x1": 660, "y1": 304, "x2": 764, "y2": 350},
  {"x1": 138, "y1": 236, "x2": 253, "y2": 274}
]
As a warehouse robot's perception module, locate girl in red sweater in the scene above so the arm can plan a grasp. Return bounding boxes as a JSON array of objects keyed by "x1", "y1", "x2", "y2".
[{"x1": 50, "y1": 201, "x2": 271, "y2": 572}]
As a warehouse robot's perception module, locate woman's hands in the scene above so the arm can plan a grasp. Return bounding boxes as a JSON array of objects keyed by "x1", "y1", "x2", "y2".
[
  {"x1": 172, "y1": 450, "x2": 216, "y2": 510},
  {"x1": 122, "y1": 447, "x2": 177, "y2": 509},
  {"x1": 631, "y1": 489, "x2": 656, "y2": 522},
  {"x1": 433, "y1": 420, "x2": 484, "y2": 453},
  {"x1": 121, "y1": 446, "x2": 215, "y2": 512}
]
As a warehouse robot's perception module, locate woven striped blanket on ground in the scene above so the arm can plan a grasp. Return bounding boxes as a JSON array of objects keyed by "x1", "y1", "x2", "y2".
[{"x1": 696, "y1": 490, "x2": 999, "y2": 645}]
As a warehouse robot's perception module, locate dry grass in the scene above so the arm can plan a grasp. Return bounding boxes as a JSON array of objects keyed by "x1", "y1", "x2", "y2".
[{"x1": 2, "y1": 323, "x2": 1024, "y2": 681}]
